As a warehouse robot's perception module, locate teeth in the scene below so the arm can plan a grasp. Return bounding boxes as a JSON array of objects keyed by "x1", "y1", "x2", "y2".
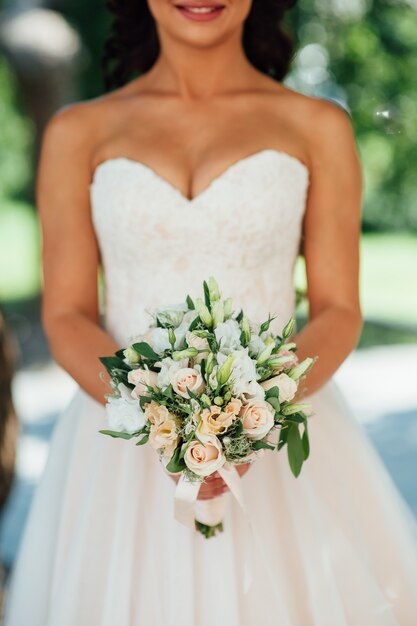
[{"x1": 181, "y1": 6, "x2": 218, "y2": 12}]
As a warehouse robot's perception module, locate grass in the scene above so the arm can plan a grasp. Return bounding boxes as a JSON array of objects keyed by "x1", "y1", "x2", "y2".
[{"x1": 295, "y1": 232, "x2": 417, "y2": 329}]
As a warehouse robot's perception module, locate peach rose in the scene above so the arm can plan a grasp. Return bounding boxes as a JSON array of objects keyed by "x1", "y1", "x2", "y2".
[
  {"x1": 184, "y1": 434, "x2": 225, "y2": 477},
  {"x1": 144, "y1": 400, "x2": 171, "y2": 426},
  {"x1": 171, "y1": 367, "x2": 205, "y2": 399},
  {"x1": 261, "y1": 373, "x2": 297, "y2": 402},
  {"x1": 128, "y1": 368, "x2": 158, "y2": 398},
  {"x1": 240, "y1": 399, "x2": 274, "y2": 440},
  {"x1": 224, "y1": 398, "x2": 242, "y2": 416},
  {"x1": 149, "y1": 419, "x2": 178, "y2": 455},
  {"x1": 197, "y1": 405, "x2": 236, "y2": 436}
]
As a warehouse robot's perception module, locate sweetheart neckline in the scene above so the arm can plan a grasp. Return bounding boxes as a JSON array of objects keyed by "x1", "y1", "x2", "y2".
[{"x1": 89, "y1": 148, "x2": 310, "y2": 204}]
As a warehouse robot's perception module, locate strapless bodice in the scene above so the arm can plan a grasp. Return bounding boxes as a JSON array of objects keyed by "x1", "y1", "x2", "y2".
[{"x1": 89, "y1": 149, "x2": 310, "y2": 346}]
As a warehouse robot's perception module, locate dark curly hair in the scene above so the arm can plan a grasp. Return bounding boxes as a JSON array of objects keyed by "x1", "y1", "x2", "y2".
[{"x1": 102, "y1": 0, "x2": 298, "y2": 91}]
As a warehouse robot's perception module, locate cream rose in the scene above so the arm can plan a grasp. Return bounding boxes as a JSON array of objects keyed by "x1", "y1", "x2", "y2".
[
  {"x1": 184, "y1": 434, "x2": 225, "y2": 477},
  {"x1": 240, "y1": 399, "x2": 274, "y2": 440},
  {"x1": 128, "y1": 368, "x2": 158, "y2": 398},
  {"x1": 171, "y1": 367, "x2": 205, "y2": 399},
  {"x1": 144, "y1": 400, "x2": 171, "y2": 426},
  {"x1": 197, "y1": 406, "x2": 236, "y2": 436},
  {"x1": 186, "y1": 331, "x2": 209, "y2": 363},
  {"x1": 149, "y1": 419, "x2": 178, "y2": 454},
  {"x1": 261, "y1": 372, "x2": 298, "y2": 402}
]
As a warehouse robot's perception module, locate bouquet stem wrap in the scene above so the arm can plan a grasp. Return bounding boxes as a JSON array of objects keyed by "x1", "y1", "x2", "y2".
[{"x1": 174, "y1": 463, "x2": 245, "y2": 529}]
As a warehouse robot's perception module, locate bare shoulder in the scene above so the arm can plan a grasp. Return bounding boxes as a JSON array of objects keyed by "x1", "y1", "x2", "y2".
[
  {"x1": 40, "y1": 79, "x2": 139, "y2": 161},
  {"x1": 273, "y1": 87, "x2": 362, "y2": 185}
]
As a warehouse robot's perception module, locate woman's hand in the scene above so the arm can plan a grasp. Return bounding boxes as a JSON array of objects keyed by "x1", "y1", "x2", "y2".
[{"x1": 167, "y1": 462, "x2": 252, "y2": 500}]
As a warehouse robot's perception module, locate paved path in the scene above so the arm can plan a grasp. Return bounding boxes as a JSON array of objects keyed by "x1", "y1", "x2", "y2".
[{"x1": 1, "y1": 345, "x2": 416, "y2": 569}]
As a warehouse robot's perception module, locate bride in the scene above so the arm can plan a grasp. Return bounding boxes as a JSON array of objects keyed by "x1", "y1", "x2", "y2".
[{"x1": 4, "y1": 0, "x2": 417, "y2": 624}]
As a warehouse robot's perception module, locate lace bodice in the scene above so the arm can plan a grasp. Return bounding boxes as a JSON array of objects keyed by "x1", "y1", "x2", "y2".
[{"x1": 89, "y1": 149, "x2": 310, "y2": 346}]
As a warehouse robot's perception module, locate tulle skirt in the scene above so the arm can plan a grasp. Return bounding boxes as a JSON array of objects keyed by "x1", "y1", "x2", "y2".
[{"x1": 4, "y1": 378, "x2": 417, "y2": 626}]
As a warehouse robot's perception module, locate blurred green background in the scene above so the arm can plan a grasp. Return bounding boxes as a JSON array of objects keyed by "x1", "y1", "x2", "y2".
[{"x1": 0, "y1": 0, "x2": 416, "y2": 348}]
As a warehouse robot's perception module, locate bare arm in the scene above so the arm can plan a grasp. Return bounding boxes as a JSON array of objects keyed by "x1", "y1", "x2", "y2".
[
  {"x1": 37, "y1": 104, "x2": 119, "y2": 406},
  {"x1": 294, "y1": 102, "x2": 363, "y2": 397}
]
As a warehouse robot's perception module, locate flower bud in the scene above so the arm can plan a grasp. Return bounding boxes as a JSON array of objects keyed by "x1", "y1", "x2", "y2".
[
  {"x1": 267, "y1": 355, "x2": 296, "y2": 368},
  {"x1": 172, "y1": 348, "x2": 199, "y2": 361},
  {"x1": 288, "y1": 357, "x2": 315, "y2": 380},
  {"x1": 123, "y1": 346, "x2": 140, "y2": 364},
  {"x1": 208, "y1": 276, "x2": 221, "y2": 301},
  {"x1": 257, "y1": 342, "x2": 275, "y2": 365},
  {"x1": 282, "y1": 318, "x2": 296, "y2": 339},
  {"x1": 196, "y1": 298, "x2": 213, "y2": 328},
  {"x1": 168, "y1": 328, "x2": 176, "y2": 348},
  {"x1": 217, "y1": 354, "x2": 234, "y2": 385},
  {"x1": 223, "y1": 298, "x2": 233, "y2": 319},
  {"x1": 241, "y1": 315, "x2": 251, "y2": 345},
  {"x1": 212, "y1": 300, "x2": 224, "y2": 328},
  {"x1": 214, "y1": 396, "x2": 224, "y2": 406},
  {"x1": 281, "y1": 403, "x2": 310, "y2": 416},
  {"x1": 200, "y1": 393, "x2": 211, "y2": 406},
  {"x1": 205, "y1": 352, "x2": 215, "y2": 375}
]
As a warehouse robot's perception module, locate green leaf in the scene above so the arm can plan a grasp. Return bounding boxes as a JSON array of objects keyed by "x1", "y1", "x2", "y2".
[
  {"x1": 135, "y1": 433, "x2": 149, "y2": 446},
  {"x1": 236, "y1": 309, "x2": 243, "y2": 323},
  {"x1": 186, "y1": 295, "x2": 195, "y2": 310},
  {"x1": 287, "y1": 423, "x2": 304, "y2": 477},
  {"x1": 266, "y1": 396, "x2": 280, "y2": 412},
  {"x1": 265, "y1": 385, "x2": 279, "y2": 399},
  {"x1": 203, "y1": 280, "x2": 211, "y2": 308},
  {"x1": 98, "y1": 429, "x2": 136, "y2": 440},
  {"x1": 302, "y1": 423, "x2": 310, "y2": 460},
  {"x1": 166, "y1": 445, "x2": 187, "y2": 473},
  {"x1": 162, "y1": 385, "x2": 174, "y2": 400},
  {"x1": 115, "y1": 348, "x2": 126, "y2": 360},
  {"x1": 251, "y1": 439, "x2": 275, "y2": 451},
  {"x1": 139, "y1": 395, "x2": 153, "y2": 411},
  {"x1": 284, "y1": 413, "x2": 306, "y2": 424},
  {"x1": 277, "y1": 424, "x2": 288, "y2": 450},
  {"x1": 99, "y1": 356, "x2": 130, "y2": 374},
  {"x1": 188, "y1": 316, "x2": 200, "y2": 332},
  {"x1": 131, "y1": 342, "x2": 160, "y2": 361}
]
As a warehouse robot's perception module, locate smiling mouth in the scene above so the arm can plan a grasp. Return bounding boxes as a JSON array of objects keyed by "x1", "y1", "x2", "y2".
[{"x1": 174, "y1": 2, "x2": 226, "y2": 18}]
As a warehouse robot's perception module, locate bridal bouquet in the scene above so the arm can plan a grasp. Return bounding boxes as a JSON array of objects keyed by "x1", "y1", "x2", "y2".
[{"x1": 98, "y1": 278, "x2": 315, "y2": 538}]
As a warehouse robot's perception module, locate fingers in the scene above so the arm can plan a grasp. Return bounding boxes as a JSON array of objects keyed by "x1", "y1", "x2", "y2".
[{"x1": 197, "y1": 477, "x2": 230, "y2": 500}]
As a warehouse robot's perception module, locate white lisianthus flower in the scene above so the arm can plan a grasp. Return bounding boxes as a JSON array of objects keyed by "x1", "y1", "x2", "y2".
[
  {"x1": 248, "y1": 334, "x2": 265, "y2": 358},
  {"x1": 157, "y1": 357, "x2": 189, "y2": 390},
  {"x1": 155, "y1": 301, "x2": 189, "y2": 328},
  {"x1": 261, "y1": 373, "x2": 298, "y2": 402},
  {"x1": 172, "y1": 310, "x2": 200, "y2": 349},
  {"x1": 171, "y1": 367, "x2": 205, "y2": 399},
  {"x1": 214, "y1": 319, "x2": 242, "y2": 353},
  {"x1": 184, "y1": 434, "x2": 226, "y2": 477},
  {"x1": 147, "y1": 327, "x2": 171, "y2": 355},
  {"x1": 217, "y1": 349, "x2": 264, "y2": 400},
  {"x1": 106, "y1": 383, "x2": 145, "y2": 434},
  {"x1": 240, "y1": 399, "x2": 275, "y2": 440}
]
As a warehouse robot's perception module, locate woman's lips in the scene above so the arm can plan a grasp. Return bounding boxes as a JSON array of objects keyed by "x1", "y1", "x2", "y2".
[{"x1": 174, "y1": 2, "x2": 226, "y2": 22}]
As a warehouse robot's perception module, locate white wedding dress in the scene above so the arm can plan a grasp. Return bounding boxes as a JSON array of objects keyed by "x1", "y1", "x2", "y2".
[{"x1": 4, "y1": 149, "x2": 417, "y2": 626}]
